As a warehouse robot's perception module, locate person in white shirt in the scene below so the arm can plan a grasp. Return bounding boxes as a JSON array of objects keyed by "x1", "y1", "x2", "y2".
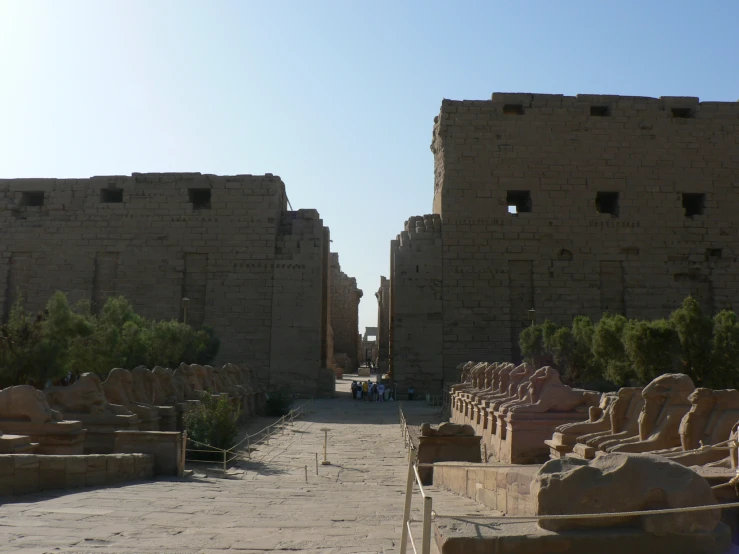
[{"x1": 378, "y1": 383, "x2": 386, "y2": 402}]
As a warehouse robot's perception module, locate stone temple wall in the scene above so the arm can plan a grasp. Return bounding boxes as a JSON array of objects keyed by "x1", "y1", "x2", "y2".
[
  {"x1": 391, "y1": 93, "x2": 739, "y2": 391},
  {"x1": 0, "y1": 173, "x2": 348, "y2": 397},
  {"x1": 389, "y1": 215, "x2": 443, "y2": 393},
  {"x1": 375, "y1": 276, "x2": 390, "y2": 372},
  {"x1": 329, "y1": 253, "x2": 362, "y2": 371}
]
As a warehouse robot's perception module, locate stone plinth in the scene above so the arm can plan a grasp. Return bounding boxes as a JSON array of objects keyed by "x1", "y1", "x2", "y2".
[
  {"x1": 0, "y1": 420, "x2": 85, "y2": 455},
  {"x1": 114, "y1": 431, "x2": 182, "y2": 476},
  {"x1": 498, "y1": 412, "x2": 589, "y2": 464},
  {"x1": 0, "y1": 434, "x2": 37, "y2": 454},
  {"x1": 0, "y1": 453, "x2": 154, "y2": 496},
  {"x1": 417, "y1": 435, "x2": 481, "y2": 485},
  {"x1": 155, "y1": 405, "x2": 177, "y2": 432},
  {"x1": 434, "y1": 518, "x2": 731, "y2": 554},
  {"x1": 570, "y1": 442, "x2": 597, "y2": 459},
  {"x1": 358, "y1": 367, "x2": 371, "y2": 377},
  {"x1": 70, "y1": 413, "x2": 140, "y2": 454},
  {"x1": 433, "y1": 462, "x2": 540, "y2": 515}
]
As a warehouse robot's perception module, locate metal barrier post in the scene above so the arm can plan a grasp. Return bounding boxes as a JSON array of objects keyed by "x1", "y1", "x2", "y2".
[
  {"x1": 422, "y1": 495, "x2": 432, "y2": 554},
  {"x1": 399, "y1": 448, "x2": 416, "y2": 554},
  {"x1": 223, "y1": 449, "x2": 227, "y2": 471},
  {"x1": 179, "y1": 431, "x2": 187, "y2": 477},
  {"x1": 320, "y1": 428, "x2": 331, "y2": 465},
  {"x1": 304, "y1": 465, "x2": 308, "y2": 483}
]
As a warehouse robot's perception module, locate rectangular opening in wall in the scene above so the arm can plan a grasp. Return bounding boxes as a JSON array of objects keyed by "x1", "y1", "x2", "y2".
[
  {"x1": 595, "y1": 191, "x2": 619, "y2": 216},
  {"x1": 590, "y1": 106, "x2": 610, "y2": 116},
  {"x1": 507, "y1": 190, "x2": 531, "y2": 214},
  {"x1": 188, "y1": 188, "x2": 211, "y2": 209},
  {"x1": 100, "y1": 188, "x2": 123, "y2": 203},
  {"x1": 682, "y1": 193, "x2": 705, "y2": 217},
  {"x1": 20, "y1": 191, "x2": 44, "y2": 207},
  {"x1": 671, "y1": 108, "x2": 693, "y2": 118},
  {"x1": 707, "y1": 248, "x2": 722, "y2": 259},
  {"x1": 503, "y1": 104, "x2": 524, "y2": 115}
]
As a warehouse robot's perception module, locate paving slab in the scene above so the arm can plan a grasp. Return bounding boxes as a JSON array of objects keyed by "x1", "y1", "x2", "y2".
[{"x1": 0, "y1": 376, "x2": 497, "y2": 553}]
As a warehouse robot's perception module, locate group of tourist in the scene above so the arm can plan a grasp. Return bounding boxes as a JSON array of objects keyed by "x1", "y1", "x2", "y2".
[{"x1": 351, "y1": 380, "x2": 391, "y2": 402}]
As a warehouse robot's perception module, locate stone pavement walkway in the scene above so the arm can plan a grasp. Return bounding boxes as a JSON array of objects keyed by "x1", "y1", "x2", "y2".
[{"x1": 0, "y1": 376, "x2": 498, "y2": 553}]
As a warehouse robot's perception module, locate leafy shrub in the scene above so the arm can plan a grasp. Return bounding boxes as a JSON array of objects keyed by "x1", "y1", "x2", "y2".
[
  {"x1": 623, "y1": 319, "x2": 681, "y2": 383},
  {"x1": 670, "y1": 297, "x2": 713, "y2": 385},
  {"x1": 0, "y1": 291, "x2": 220, "y2": 386},
  {"x1": 517, "y1": 296, "x2": 739, "y2": 390},
  {"x1": 265, "y1": 389, "x2": 293, "y2": 417},
  {"x1": 184, "y1": 392, "x2": 240, "y2": 453}
]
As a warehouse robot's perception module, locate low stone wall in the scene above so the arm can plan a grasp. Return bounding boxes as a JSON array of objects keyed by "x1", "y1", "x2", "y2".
[
  {"x1": 114, "y1": 431, "x2": 181, "y2": 475},
  {"x1": 0, "y1": 453, "x2": 154, "y2": 497},
  {"x1": 432, "y1": 462, "x2": 539, "y2": 515}
]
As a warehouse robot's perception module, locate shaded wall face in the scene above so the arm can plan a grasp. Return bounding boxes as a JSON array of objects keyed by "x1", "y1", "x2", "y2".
[
  {"x1": 330, "y1": 254, "x2": 361, "y2": 370},
  {"x1": 376, "y1": 277, "x2": 390, "y2": 371},
  {"x1": 0, "y1": 173, "x2": 284, "y2": 375},
  {"x1": 0, "y1": 174, "x2": 337, "y2": 397},
  {"x1": 390, "y1": 215, "x2": 443, "y2": 394},
  {"x1": 270, "y1": 210, "x2": 333, "y2": 397},
  {"x1": 432, "y1": 93, "x2": 739, "y2": 376}
]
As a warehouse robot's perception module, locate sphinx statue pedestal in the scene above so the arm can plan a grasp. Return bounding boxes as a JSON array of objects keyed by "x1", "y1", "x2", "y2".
[
  {"x1": 499, "y1": 411, "x2": 590, "y2": 464},
  {"x1": 570, "y1": 441, "x2": 597, "y2": 459},
  {"x1": 0, "y1": 419, "x2": 85, "y2": 455},
  {"x1": 0, "y1": 433, "x2": 37, "y2": 453},
  {"x1": 72, "y1": 412, "x2": 140, "y2": 454},
  {"x1": 545, "y1": 399, "x2": 613, "y2": 459}
]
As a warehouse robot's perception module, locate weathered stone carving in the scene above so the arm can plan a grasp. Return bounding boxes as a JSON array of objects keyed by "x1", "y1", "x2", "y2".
[
  {"x1": 152, "y1": 366, "x2": 182, "y2": 405},
  {"x1": 504, "y1": 366, "x2": 599, "y2": 415},
  {"x1": 0, "y1": 385, "x2": 85, "y2": 454},
  {"x1": 130, "y1": 367, "x2": 177, "y2": 432},
  {"x1": 45, "y1": 373, "x2": 138, "y2": 453},
  {"x1": 545, "y1": 392, "x2": 617, "y2": 457},
  {"x1": 532, "y1": 453, "x2": 720, "y2": 535},
  {"x1": 574, "y1": 387, "x2": 645, "y2": 457},
  {"x1": 102, "y1": 368, "x2": 161, "y2": 431},
  {"x1": 0, "y1": 385, "x2": 61, "y2": 424},
  {"x1": 605, "y1": 373, "x2": 695, "y2": 454},
  {"x1": 420, "y1": 422, "x2": 475, "y2": 437}
]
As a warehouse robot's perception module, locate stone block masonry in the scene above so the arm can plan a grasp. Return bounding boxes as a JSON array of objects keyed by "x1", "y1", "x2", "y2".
[
  {"x1": 388, "y1": 93, "x2": 739, "y2": 392},
  {"x1": 390, "y1": 214, "x2": 443, "y2": 393},
  {"x1": 0, "y1": 453, "x2": 154, "y2": 496},
  {"x1": 375, "y1": 276, "x2": 390, "y2": 372},
  {"x1": 329, "y1": 253, "x2": 362, "y2": 371},
  {"x1": 0, "y1": 173, "x2": 357, "y2": 398}
]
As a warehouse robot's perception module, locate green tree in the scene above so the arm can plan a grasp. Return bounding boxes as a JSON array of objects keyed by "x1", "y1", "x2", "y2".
[
  {"x1": 670, "y1": 296, "x2": 713, "y2": 385},
  {"x1": 710, "y1": 310, "x2": 739, "y2": 388},
  {"x1": 592, "y1": 313, "x2": 632, "y2": 386},
  {"x1": 623, "y1": 319, "x2": 681, "y2": 384}
]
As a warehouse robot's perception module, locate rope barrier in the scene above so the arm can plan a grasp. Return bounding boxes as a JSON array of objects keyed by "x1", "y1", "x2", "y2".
[
  {"x1": 432, "y1": 500, "x2": 739, "y2": 521},
  {"x1": 184, "y1": 399, "x2": 313, "y2": 470}
]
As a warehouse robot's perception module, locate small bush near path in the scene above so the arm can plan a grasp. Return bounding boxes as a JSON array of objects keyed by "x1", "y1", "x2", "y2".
[
  {"x1": 265, "y1": 389, "x2": 293, "y2": 417},
  {"x1": 184, "y1": 392, "x2": 240, "y2": 455}
]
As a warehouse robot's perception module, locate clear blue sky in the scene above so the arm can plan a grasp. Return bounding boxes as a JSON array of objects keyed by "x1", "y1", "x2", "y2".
[{"x1": 2, "y1": 1, "x2": 738, "y2": 331}]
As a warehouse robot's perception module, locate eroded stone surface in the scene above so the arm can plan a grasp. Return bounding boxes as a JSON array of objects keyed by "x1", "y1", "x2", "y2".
[{"x1": 0, "y1": 376, "x2": 494, "y2": 553}]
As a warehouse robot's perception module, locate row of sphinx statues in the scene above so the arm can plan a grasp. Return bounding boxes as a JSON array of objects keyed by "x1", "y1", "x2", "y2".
[
  {"x1": 451, "y1": 361, "x2": 739, "y2": 468},
  {"x1": 0, "y1": 363, "x2": 265, "y2": 455}
]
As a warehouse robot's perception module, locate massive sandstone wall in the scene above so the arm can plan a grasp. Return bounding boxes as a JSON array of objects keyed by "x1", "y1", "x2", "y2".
[
  {"x1": 329, "y1": 253, "x2": 362, "y2": 371},
  {"x1": 0, "y1": 172, "x2": 340, "y2": 397},
  {"x1": 390, "y1": 215, "x2": 443, "y2": 392},
  {"x1": 375, "y1": 276, "x2": 390, "y2": 372},
  {"x1": 391, "y1": 93, "x2": 739, "y2": 390}
]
